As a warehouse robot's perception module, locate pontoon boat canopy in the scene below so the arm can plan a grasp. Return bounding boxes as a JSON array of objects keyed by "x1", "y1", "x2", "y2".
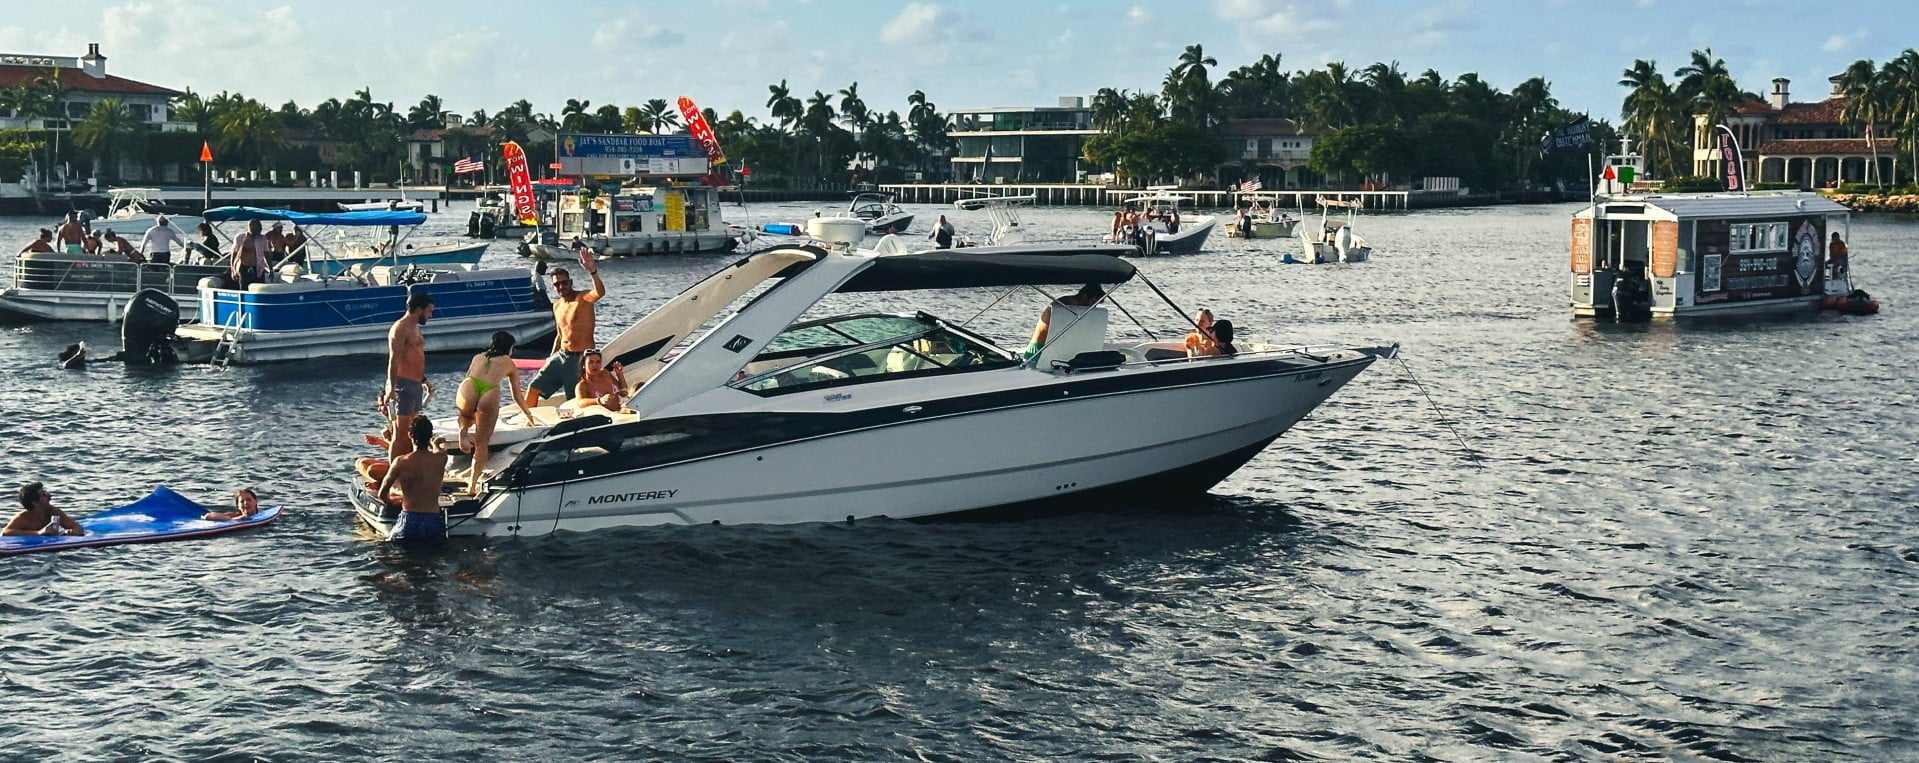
[{"x1": 202, "y1": 206, "x2": 429, "y2": 226}]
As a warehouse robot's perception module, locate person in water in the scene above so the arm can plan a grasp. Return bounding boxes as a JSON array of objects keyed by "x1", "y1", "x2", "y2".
[
  {"x1": 202, "y1": 488, "x2": 260, "y2": 521},
  {"x1": 573, "y1": 348, "x2": 630, "y2": 410},
  {"x1": 376, "y1": 416, "x2": 450, "y2": 543},
  {"x1": 524, "y1": 244, "x2": 606, "y2": 408},
  {"x1": 3, "y1": 482, "x2": 84, "y2": 537},
  {"x1": 455, "y1": 331, "x2": 542, "y2": 496},
  {"x1": 382, "y1": 290, "x2": 434, "y2": 458}
]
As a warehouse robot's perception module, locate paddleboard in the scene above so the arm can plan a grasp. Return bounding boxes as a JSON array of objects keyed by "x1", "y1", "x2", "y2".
[{"x1": 0, "y1": 486, "x2": 281, "y2": 556}]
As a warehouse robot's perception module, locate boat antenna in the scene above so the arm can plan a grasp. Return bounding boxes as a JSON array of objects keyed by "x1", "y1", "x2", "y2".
[{"x1": 1132, "y1": 271, "x2": 1204, "y2": 334}]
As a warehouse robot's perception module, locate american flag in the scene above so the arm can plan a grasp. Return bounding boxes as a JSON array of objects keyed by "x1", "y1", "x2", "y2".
[
  {"x1": 452, "y1": 156, "x2": 484, "y2": 174},
  {"x1": 1237, "y1": 178, "x2": 1262, "y2": 192}
]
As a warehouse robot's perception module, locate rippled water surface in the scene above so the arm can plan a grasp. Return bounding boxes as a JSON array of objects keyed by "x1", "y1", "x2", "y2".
[{"x1": 2, "y1": 201, "x2": 1916, "y2": 760}]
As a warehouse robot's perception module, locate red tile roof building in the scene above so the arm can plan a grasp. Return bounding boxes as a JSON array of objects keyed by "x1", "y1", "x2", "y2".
[{"x1": 1691, "y1": 75, "x2": 1901, "y2": 189}]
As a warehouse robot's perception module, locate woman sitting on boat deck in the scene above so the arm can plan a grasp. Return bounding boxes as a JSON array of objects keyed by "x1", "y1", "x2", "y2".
[
  {"x1": 573, "y1": 349, "x2": 630, "y2": 411},
  {"x1": 456, "y1": 331, "x2": 543, "y2": 496},
  {"x1": 1184, "y1": 308, "x2": 1219, "y2": 358}
]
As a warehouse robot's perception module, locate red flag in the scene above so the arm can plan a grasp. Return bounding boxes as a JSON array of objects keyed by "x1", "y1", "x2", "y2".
[
  {"x1": 199, "y1": 141, "x2": 213, "y2": 162},
  {"x1": 1602, "y1": 165, "x2": 1617, "y2": 181},
  {"x1": 676, "y1": 97, "x2": 727, "y2": 165},
  {"x1": 503, "y1": 141, "x2": 538, "y2": 226}
]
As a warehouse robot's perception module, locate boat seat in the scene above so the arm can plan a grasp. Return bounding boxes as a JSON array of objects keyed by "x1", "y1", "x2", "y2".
[
  {"x1": 1052, "y1": 350, "x2": 1127, "y2": 373},
  {"x1": 1035, "y1": 305, "x2": 1108, "y2": 370},
  {"x1": 247, "y1": 280, "x2": 328, "y2": 294}
]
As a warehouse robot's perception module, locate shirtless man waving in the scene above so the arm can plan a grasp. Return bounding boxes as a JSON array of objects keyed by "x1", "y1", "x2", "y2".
[
  {"x1": 376, "y1": 416, "x2": 450, "y2": 543},
  {"x1": 524, "y1": 244, "x2": 606, "y2": 407},
  {"x1": 383, "y1": 291, "x2": 435, "y2": 458}
]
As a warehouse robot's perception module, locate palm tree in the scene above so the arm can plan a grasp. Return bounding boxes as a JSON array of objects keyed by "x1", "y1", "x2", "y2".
[
  {"x1": 1674, "y1": 48, "x2": 1747, "y2": 134},
  {"x1": 72, "y1": 97, "x2": 142, "y2": 181},
  {"x1": 560, "y1": 98, "x2": 593, "y2": 131},
  {"x1": 1090, "y1": 87, "x2": 1127, "y2": 133},
  {"x1": 1167, "y1": 43, "x2": 1218, "y2": 125},
  {"x1": 173, "y1": 88, "x2": 212, "y2": 131},
  {"x1": 212, "y1": 98, "x2": 287, "y2": 167},
  {"x1": 0, "y1": 70, "x2": 69, "y2": 184},
  {"x1": 1838, "y1": 58, "x2": 1889, "y2": 185},
  {"x1": 765, "y1": 80, "x2": 801, "y2": 131},
  {"x1": 639, "y1": 98, "x2": 679, "y2": 133},
  {"x1": 837, "y1": 82, "x2": 867, "y2": 133},
  {"x1": 407, "y1": 94, "x2": 445, "y2": 130},
  {"x1": 1885, "y1": 49, "x2": 1919, "y2": 184},
  {"x1": 1362, "y1": 61, "x2": 1408, "y2": 124},
  {"x1": 1619, "y1": 61, "x2": 1685, "y2": 177}
]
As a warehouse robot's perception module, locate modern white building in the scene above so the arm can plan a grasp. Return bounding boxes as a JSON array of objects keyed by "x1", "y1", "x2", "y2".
[{"x1": 947, "y1": 97, "x2": 1098, "y2": 183}]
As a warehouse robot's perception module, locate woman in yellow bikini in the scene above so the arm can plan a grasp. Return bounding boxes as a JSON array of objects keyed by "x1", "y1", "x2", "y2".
[{"x1": 455, "y1": 332, "x2": 542, "y2": 495}]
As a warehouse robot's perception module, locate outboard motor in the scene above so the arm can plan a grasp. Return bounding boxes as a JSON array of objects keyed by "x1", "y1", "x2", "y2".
[
  {"x1": 1334, "y1": 225, "x2": 1354, "y2": 263},
  {"x1": 120, "y1": 288, "x2": 181, "y2": 364}
]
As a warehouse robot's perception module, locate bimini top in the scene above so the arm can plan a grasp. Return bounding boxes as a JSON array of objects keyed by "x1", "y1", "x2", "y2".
[
  {"x1": 1579, "y1": 192, "x2": 1850, "y2": 221},
  {"x1": 202, "y1": 206, "x2": 430, "y2": 227},
  {"x1": 777, "y1": 243, "x2": 1139, "y2": 292},
  {"x1": 953, "y1": 194, "x2": 1035, "y2": 210}
]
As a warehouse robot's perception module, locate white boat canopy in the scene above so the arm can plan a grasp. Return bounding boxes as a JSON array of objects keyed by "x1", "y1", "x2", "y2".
[{"x1": 1575, "y1": 192, "x2": 1851, "y2": 222}]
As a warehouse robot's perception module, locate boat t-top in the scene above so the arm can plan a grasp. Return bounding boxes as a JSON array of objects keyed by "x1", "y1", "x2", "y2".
[
  {"x1": 1295, "y1": 196, "x2": 1372, "y2": 264},
  {"x1": 844, "y1": 191, "x2": 914, "y2": 234},
  {"x1": 347, "y1": 232, "x2": 1392, "y2": 536},
  {"x1": 952, "y1": 193, "x2": 1035, "y2": 246},
  {"x1": 1109, "y1": 189, "x2": 1217, "y2": 254},
  {"x1": 91, "y1": 188, "x2": 204, "y2": 237},
  {"x1": 1225, "y1": 191, "x2": 1299, "y2": 239}
]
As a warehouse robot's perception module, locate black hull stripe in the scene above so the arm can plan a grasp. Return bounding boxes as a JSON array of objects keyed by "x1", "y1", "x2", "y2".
[{"x1": 502, "y1": 355, "x2": 1373, "y2": 491}]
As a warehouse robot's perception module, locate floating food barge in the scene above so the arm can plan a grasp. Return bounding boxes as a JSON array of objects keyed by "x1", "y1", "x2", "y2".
[{"x1": 1570, "y1": 192, "x2": 1853, "y2": 318}]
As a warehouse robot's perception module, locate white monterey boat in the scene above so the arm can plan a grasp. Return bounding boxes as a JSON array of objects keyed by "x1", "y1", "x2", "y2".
[
  {"x1": 846, "y1": 191, "x2": 914, "y2": 234},
  {"x1": 348, "y1": 239, "x2": 1392, "y2": 536},
  {"x1": 89, "y1": 188, "x2": 204, "y2": 237},
  {"x1": 1295, "y1": 197, "x2": 1372, "y2": 264},
  {"x1": 1109, "y1": 191, "x2": 1216, "y2": 254}
]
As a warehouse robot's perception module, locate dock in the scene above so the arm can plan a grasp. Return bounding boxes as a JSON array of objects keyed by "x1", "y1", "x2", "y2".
[{"x1": 878, "y1": 183, "x2": 1416, "y2": 210}]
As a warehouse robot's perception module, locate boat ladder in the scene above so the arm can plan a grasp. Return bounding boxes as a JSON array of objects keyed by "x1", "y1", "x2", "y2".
[{"x1": 210, "y1": 310, "x2": 251, "y2": 367}]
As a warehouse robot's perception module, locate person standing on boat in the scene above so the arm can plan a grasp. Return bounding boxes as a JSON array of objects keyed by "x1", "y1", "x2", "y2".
[
  {"x1": 382, "y1": 291, "x2": 435, "y2": 459},
  {"x1": 141, "y1": 216, "x2": 182, "y2": 265},
  {"x1": 55, "y1": 212, "x2": 85, "y2": 253},
  {"x1": 524, "y1": 245, "x2": 606, "y2": 408},
  {"x1": 375, "y1": 416, "x2": 450, "y2": 543},
  {"x1": 1828, "y1": 232, "x2": 1849, "y2": 279},
  {"x1": 282, "y1": 225, "x2": 310, "y2": 269},
  {"x1": 230, "y1": 220, "x2": 272, "y2": 288},
  {"x1": 191, "y1": 222, "x2": 223, "y2": 264},
  {"x1": 930, "y1": 215, "x2": 956, "y2": 249},
  {"x1": 265, "y1": 222, "x2": 289, "y2": 266},
  {"x1": 3, "y1": 482, "x2": 83, "y2": 537}
]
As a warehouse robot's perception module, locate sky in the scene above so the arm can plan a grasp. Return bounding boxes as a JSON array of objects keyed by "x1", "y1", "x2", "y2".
[{"x1": 3, "y1": 0, "x2": 1915, "y2": 126}]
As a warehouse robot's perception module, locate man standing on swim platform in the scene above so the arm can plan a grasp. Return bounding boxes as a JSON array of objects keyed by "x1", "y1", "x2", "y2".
[
  {"x1": 383, "y1": 291, "x2": 434, "y2": 458},
  {"x1": 525, "y1": 244, "x2": 606, "y2": 408}
]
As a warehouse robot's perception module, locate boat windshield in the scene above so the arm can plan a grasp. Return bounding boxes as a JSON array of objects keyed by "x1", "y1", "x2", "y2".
[{"x1": 736, "y1": 314, "x2": 1014, "y2": 395}]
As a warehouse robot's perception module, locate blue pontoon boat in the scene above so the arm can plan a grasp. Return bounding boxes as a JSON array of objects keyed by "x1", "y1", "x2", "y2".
[{"x1": 173, "y1": 207, "x2": 552, "y2": 365}]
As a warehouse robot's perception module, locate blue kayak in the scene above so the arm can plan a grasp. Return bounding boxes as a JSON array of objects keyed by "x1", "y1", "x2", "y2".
[{"x1": 0, "y1": 486, "x2": 281, "y2": 556}]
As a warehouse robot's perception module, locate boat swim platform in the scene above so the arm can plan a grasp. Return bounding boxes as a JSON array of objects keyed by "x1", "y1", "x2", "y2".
[{"x1": 879, "y1": 183, "x2": 1413, "y2": 210}]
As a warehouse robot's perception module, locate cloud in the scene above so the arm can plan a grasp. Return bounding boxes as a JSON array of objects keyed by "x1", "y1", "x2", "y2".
[
  {"x1": 1819, "y1": 29, "x2": 1864, "y2": 53},
  {"x1": 591, "y1": 15, "x2": 684, "y2": 52},
  {"x1": 1213, "y1": 0, "x2": 1267, "y2": 21},
  {"x1": 881, "y1": 2, "x2": 942, "y2": 45},
  {"x1": 1125, "y1": 5, "x2": 1150, "y2": 23}
]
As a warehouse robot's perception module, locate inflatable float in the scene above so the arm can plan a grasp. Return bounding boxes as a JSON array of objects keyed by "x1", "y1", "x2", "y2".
[
  {"x1": 0, "y1": 486, "x2": 281, "y2": 556},
  {"x1": 1820, "y1": 290, "x2": 1880, "y2": 316}
]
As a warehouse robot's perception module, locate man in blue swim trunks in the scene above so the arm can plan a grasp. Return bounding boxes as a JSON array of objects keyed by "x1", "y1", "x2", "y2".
[
  {"x1": 382, "y1": 290, "x2": 434, "y2": 458},
  {"x1": 376, "y1": 416, "x2": 449, "y2": 542}
]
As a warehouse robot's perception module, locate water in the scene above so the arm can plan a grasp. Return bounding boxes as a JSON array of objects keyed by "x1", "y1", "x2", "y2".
[{"x1": 2, "y1": 201, "x2": 1915, "y2": 760}]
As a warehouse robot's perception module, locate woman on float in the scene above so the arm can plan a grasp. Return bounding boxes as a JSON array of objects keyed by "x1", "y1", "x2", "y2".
[{"x1": 455, "y1": 332, "x2": 542, "y2": 496}]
